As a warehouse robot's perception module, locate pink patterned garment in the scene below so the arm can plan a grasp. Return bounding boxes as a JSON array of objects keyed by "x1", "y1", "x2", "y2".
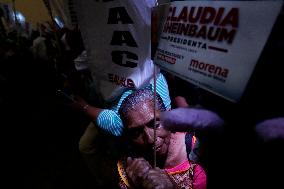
[{"x1": 165, "y1": 160, "x2": 207, "y2": 189}]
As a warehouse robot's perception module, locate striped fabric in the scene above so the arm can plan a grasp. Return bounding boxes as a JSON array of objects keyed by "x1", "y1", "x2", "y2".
[{"x1": 97, "y1": 73, "x2": 171, "y2": 136}]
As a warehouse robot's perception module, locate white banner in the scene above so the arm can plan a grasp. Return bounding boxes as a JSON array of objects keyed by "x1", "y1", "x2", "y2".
[
  {"x1": 155, "y1": 1, "x2": 283, "y2": 102},
  {"x1": 75, "y1": 0, "x2": 158, "y2": 102}
]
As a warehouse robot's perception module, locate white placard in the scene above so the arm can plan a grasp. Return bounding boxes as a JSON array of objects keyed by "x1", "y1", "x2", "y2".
[
  {"x1": 155, "y1": 1, "x2": 283, "y2": 102},
  {"x1": 75, "y1": 0, "x2": 158, "y2": 102}
]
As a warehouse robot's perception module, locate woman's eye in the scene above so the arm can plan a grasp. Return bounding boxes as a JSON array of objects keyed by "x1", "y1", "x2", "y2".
[
  {"x1": 132, "y1": 130, "x2": 142, "y2": 139},
  {"x1": 156, "y1": 122, "x2": 162, "y2": 128},
  {"x1": 154, "y1": 121, "x2": 161, "y2": 128},
  {"x1": 128, "y1": 127, "x2": 143, "y2": 139},
  {"x1": 148, "y1": 121, "x2": 161, "y2": 128}
]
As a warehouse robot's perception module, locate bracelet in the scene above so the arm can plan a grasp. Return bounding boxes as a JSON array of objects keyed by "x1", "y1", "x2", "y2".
[{"x1": 82, "y1": 104, "x2": 89, "y2": 112}]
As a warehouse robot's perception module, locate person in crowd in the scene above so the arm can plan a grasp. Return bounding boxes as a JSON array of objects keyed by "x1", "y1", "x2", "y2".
[
  {"x1": 80, "y1": 89, "x2": 208, "y2": 189},
  {"x1": 118, "y1": 89, "x2": 207, "y2": 189}
]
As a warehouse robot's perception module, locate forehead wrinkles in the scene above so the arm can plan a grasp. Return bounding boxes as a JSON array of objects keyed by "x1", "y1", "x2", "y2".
[
  {"x1": 136, "y1": 101, "x2": 153, "y2": 114},
  {"x1": 120, "y1": 89, "x2": 164, "y2": 114},
  {"x1": 127, "y1": 101, "x2": 155, "y2": 127},
  {"x1": 133, "y1": 101, "x2": 154, "y2": 120}
]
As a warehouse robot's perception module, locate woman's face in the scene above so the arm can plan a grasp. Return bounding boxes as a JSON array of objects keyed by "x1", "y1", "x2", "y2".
[{"x1": 125, "y1": 100, "x2": 171, "y2": 157}]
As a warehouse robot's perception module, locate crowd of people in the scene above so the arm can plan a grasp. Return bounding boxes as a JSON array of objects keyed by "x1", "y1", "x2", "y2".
[{"x1": 1, "y1": 0, "x2": 284, "y2": 189}]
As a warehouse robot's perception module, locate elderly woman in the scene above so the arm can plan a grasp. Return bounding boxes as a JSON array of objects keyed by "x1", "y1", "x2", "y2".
[
  {"x1": 116, "y1": 89, "x2": 206, "y2": 189},
  {"x1": 79, "y1": 89, "x2": 216, "y2": 188}
]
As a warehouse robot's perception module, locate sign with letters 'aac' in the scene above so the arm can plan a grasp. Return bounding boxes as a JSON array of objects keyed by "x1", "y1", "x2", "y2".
[{"x1": 154, "y1": 1, "x2": 283, "y2": 102}]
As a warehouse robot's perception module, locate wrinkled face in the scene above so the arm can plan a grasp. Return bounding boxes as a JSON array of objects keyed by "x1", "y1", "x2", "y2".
[{"x1": 125, "y1": 100, "x2": 171, "y2": 157}]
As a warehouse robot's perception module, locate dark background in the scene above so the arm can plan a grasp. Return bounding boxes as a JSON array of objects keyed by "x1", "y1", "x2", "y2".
[{"x1": 1, "y1": 6, "x2": 284, "y2": 189}]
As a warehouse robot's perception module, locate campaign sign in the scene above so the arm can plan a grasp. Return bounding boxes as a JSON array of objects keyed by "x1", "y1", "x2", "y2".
[{"x1": 154, "y1": 1, "x2": 283, "y2": 102}]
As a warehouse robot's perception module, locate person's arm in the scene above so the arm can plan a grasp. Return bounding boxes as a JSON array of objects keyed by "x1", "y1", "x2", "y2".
[
  {"x1": 83, "y1": 104, "x2": 103, "y2": 121},
  {"x1": 70, "y1": 95, "x2": 103, "y2": 121},
  {"x1": 70, "y1": 96, "x2": 124, "y2": 136},
  {"x1": 79, "y1": 123, "x2": 120, "y2": 188},
  {"x1": 160, "y1": 107, "x2": 224, "y2": 133},
  {"x1": 79, "y1": 122, "x2": 98, "y2": 154},
  {"x1": 155, "y1": 73, "x2": 172, "y2": 110},
  {"x1": 193, "y1": 164, "x2": 207, "y2": 189}
]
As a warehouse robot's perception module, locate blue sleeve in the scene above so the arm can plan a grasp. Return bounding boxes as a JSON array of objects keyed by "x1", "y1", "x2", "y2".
[
  {"x1": 96, "y1": 110, "x2": 124, "y2": 136},
  {"x1": 155, "y1": 73, "x2": 171, "y2": 110},
  {"x1": 96, "y1": 90, "x2": 133, "y2": 137},
  {"x1": 111, "y1": 90, "x2": 133, "y2": 114}
]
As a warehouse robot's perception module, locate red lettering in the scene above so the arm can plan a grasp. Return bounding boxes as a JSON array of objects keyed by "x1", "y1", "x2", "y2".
[
  {"x1": 177, "y1": 7, "x2": 188, "y2": 22},
  {"x1": 164, "y1": 7, "x2": 238, "y2": 44},
  {"x1": 200, "y1": 7, "x2": 216, "y2": 24},
  {"x1": 188, "y1": 7, "x2": 202, "y2": 23},
  {"x1": 189, "y1": 59, "x2": 229, "y2": 78},
  {"x1": 220, "y1": 8, "x2": 238, "y2": 27},
  {"x1": 214, "y1": 7, "x2": 225, "y2": 26},
  {"x1": 171, "y1": 7, "x2": 178, "y2": 21}
]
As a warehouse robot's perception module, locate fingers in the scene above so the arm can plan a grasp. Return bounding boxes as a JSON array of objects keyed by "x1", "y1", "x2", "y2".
[
  {"x1": 142, "y1": 168, "x2": 175, "y2": 189},
  {"x1": 125, "y1": 158, "x2": 175, "y2": 189},
  {"x1": 126, "y1": 157, "x2": 152, "y2": 186},
  {"x1": 126, "y1": 157, "x2": 152, "y2": 169},
  {"x1": 66, "y1": 95, "x2": 89, "y2": 112},
  {"x1": 127, "y1": 157, "x2": 133, "y2": 165}
]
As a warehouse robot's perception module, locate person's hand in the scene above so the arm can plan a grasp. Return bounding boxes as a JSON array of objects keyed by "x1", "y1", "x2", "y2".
[
  {"x1": 141, "y1": 168, "x2": 176, "y2": 189},
  {"x1": 68, "y1": 95, "x2": 89, "y2": 112},
  {"x1": 64, "y1": 94, "x2": 102, "y2": 121},
  {"x1": 174, "y1": 96, "x2": 189, "y2": 108},
  {"x1": 126, "y1": 157, "x2": 176, "y2": 189},
  {"x1": 126, "y1": 157, "x2": 152, "y2": 186}
]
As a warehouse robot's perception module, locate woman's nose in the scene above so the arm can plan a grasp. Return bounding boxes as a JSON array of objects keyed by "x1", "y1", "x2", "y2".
[{"x1": 143, "y1": 127, "x2": 154, "y2": 145}]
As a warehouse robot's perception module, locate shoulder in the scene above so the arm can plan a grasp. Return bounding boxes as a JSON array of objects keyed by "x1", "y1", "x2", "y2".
[{"x1": 192, "y1": 163, "x2": 207, "y2": 189}]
